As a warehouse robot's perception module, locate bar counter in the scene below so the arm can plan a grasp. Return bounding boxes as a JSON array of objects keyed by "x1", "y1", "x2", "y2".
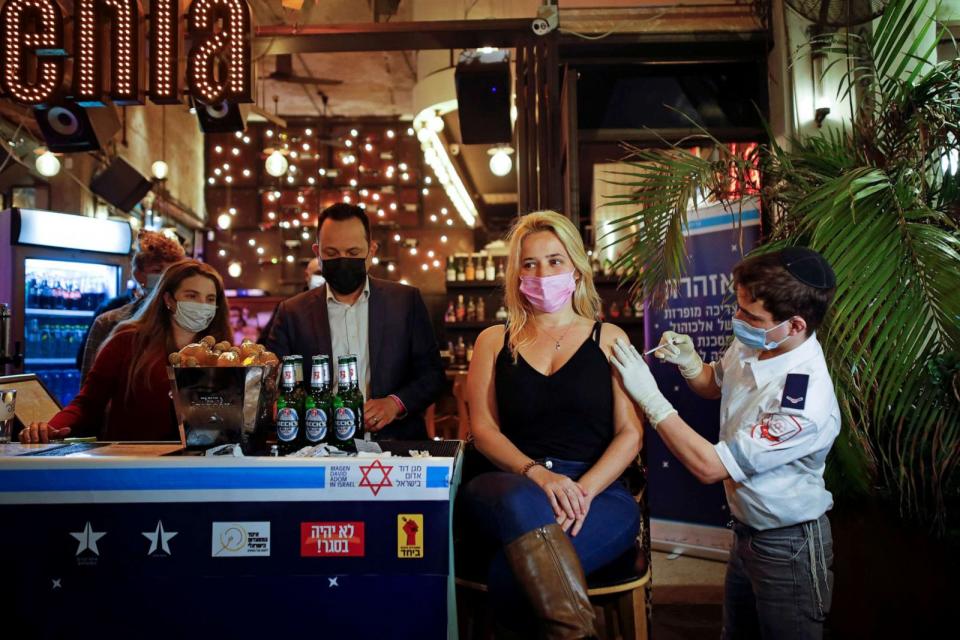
[{"x1": 0, "y1": 442, "x2": 463, "y2": 639}]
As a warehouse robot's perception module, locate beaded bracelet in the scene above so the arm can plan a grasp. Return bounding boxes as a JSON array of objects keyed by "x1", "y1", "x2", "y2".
[{"x1": 519, "y1": 459, "x2": 552, "y2": 476}]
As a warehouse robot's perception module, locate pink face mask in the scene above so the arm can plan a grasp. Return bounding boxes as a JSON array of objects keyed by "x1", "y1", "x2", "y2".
[{"x1": 520, "y1": 271, "x2": 577, "y2": 313}]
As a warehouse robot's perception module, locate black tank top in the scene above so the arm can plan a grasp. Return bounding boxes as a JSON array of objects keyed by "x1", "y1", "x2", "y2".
[{"x1": 494, "y1": 321, "x2": 614, "y2": 463}]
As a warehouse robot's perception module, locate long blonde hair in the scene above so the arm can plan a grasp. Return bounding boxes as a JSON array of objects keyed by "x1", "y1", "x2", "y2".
[{"x1": 504, "y1": 210, "x2": 601, "y2": 361}]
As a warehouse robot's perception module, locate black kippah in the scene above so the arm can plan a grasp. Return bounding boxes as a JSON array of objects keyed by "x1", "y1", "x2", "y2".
[{"x1": 780, "y1": 247, "x2": 836, "y2": 289}]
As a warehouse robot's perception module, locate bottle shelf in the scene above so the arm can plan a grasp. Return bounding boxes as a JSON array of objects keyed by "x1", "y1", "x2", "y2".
[
  {"x1": 25, "y1": 308, "x2": 96, "y2": 318},
  {"x1": 445, "y1": 280, "x2": 504, "y2": 290},
  {"x1": 443, "y1": 321, "x2": 501, "y2": 330}
]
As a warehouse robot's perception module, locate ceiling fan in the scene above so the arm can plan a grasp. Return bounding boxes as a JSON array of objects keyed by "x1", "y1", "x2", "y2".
[{"x1": 267, "y1": 54, "x2": 343, "y2": 86}]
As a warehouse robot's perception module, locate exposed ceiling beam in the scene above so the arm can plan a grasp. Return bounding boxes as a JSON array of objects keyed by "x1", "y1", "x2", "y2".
[{"x1": 254, "y1": 18, "x2": 534, "y2": 56}]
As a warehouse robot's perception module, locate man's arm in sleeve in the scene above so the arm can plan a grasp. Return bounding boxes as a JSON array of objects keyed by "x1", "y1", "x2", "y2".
[
  {"x1": 714, "y1": 412, "x2": 835, "y2": 483},
  {"x1": 263, "y1": 300, "x2": 293, "y2": 358},
  {"x1": 80, "y1": 314, "x2": 112, "y2": 383},
  {"x1": 390, "y1": 290, "x2": 446, "y2": 416}
]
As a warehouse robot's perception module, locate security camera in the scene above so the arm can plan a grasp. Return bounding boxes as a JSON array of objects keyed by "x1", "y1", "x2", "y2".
[{"x1": 531, "y1": 4, "x2": 558, "y2": 36}]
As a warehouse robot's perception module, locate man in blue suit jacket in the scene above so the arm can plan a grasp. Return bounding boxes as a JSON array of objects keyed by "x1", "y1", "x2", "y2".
[{"x1": 265, "y1": 203, "x2": 446, "y2": 441}]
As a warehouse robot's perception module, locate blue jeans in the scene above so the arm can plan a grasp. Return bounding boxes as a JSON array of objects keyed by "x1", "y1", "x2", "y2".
[
  {"x1": 462, "y1": 458, "x2": 640, "y2": 627},
  {"x1": 722, "y1": 514, "x2": 834, "y2": 640}
]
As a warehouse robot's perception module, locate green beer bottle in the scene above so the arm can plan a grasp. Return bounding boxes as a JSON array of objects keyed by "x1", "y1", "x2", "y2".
[
  {"x1": 333, "y1": 355, "x2": 364, "y2": 451},
  {"x1": 304, "y1": 355, "x2": 332, "y2": 445},
  {"x1": 290, "y1": 355, "x2": 307, "y2": 401},
  {"x1": 276, "y1": 359, "x2": 305, "y2": 455}
]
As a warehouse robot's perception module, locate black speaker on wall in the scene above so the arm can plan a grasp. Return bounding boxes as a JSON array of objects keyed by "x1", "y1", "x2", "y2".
[
  {"x1": 194, "y1": 99, "x2": 249, "y2": 134},
  {"x1": 90, "y1": 158, "x2": 153, "y2": 212},
  {"x1": 33, "y1": 100, "x2": 121, "y2": 153},
  {"x1": 454, "y1": 49, "x2": 512, "y2": 145}
]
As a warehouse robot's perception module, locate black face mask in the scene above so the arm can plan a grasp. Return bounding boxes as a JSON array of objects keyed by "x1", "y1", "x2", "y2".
[{"x1": 321, "y1": 257, "x2": 367, "y2": 295}]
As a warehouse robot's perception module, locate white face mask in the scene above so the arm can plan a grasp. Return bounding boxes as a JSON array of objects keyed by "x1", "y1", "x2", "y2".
[
  {"x1": 308, "y1": 274, "x2": 325, "y2": 290},
  {"x1": 172, "y1": 300, "x2": 217, "y2": 333},
  {"x1": 141, "y1": 273, "x2": 163, "y2": 297}
]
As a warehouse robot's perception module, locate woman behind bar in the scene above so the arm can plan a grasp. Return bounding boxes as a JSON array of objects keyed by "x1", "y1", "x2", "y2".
[
  {"x1": 20, "y1": 260, "x2": 232, "y2": 443},
  {"x1": 463, "y1": 211, "x2": 644, "y2": 638}
]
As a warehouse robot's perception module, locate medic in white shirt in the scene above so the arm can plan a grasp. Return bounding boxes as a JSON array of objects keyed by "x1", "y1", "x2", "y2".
[{"x1": 612, "y1": 247, "x2": 840, "y2": 640}]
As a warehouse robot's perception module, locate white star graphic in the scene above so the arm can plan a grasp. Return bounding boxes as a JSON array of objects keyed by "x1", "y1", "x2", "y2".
[
  {"x1": 731, "y1": 244, "x2": 738, "y2": 253},
  {"x1": 328, "y1": 577, "x2": 339, "y2": 588},
  {"x1": 52, "y1": 578, "x2": 61, "y2": 589},
  {"x1": 69, "y1": 522, "x2": 106, "y2": 556},
  {"x1": 143, "y1": 521, "x2": 178, "y2": 555},
  {"x1": 662, "y1": 461, "x2": 670, "y2": 468}
]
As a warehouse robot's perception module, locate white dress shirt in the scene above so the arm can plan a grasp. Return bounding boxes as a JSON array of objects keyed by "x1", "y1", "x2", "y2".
[
  {"x1": 326, "y1": 278, "x2": 371, "y2": 397},
  {"x1": 712, "y1": 333, "x2": 841, "y2": 530}
]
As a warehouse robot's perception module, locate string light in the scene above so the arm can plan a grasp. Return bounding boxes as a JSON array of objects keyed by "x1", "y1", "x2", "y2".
[
  {"x1": 286, "y1": 255, "x2": 294, "y2": 263},
  {"x1": 247, "y1": 239, "x2": 256, "y2": 246},
  {"x1": 217, "y1": 213, "x2": 231, "y2": 229},
  {"x1": 256, "y1": 246, "x2": 264, "y2": 255},
  {"x1": 421, "y1": 264, "x2": 429, "y2": 271},
  {"x1": 386, "y1": 129, "x2": 395, "y2": 138},
  {"x1": 215, "y1": 145, "x2": 223, "y2": 153},
  {"x1": 350, "y1": 128, "x2": 358, "y2": 137},
  {"x1": 371, "y1": 257, "x2": 380, "y2": 265},
  {"x1": 393, "y1": 234, "x2": 401, "y2": 242},
  {"x1": 218, "y1": 249, "x2": 227, "y2": 257},
  {"x1": 231, "y1": 147, "x2": 240, "y2": 156},
  {"x1": 440, "y1": 235, "x2": 448, "y2": 243},
  {"x1": 228, "y1": 261, "x2": 242, "y2": 277},
  {"x1": 429, "y1": 214, "x2": 437, "y2": 222},
  {"x1": 35, "y1": 150, "x2": 61, "y2": 177},
  {"x1": 265, "y1": 150, "x2": 287, "y2": 177}
]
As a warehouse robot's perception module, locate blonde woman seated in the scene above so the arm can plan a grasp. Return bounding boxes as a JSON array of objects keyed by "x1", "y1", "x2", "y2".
[{"x1": 463, "y1": 210, "x2": 644, "y2": 639}]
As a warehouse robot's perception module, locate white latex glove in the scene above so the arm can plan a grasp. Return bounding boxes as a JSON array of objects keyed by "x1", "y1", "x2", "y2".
[
  {"x1": 611, "y1": 338, "x2": 678, "y2": 429},
  {"x1": 654, "y1": 331, "x2": 703, "y2": 379}
]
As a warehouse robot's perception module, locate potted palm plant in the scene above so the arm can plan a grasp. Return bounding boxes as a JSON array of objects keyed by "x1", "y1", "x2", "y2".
[
  {"x1": 608, "y1": 0, "x2": 960, "y2": 637},
  {"x1": 602, "y1": 0, "x2": 959, "y2": 632},
  {"x1": 605, "y1": 0, "x2": 958, "y2": 532}
]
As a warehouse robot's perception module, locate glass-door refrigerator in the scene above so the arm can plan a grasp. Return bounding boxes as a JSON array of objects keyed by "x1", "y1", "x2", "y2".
[{"x1": 0, "y1": 208, "x2": 132, "y2": 406}]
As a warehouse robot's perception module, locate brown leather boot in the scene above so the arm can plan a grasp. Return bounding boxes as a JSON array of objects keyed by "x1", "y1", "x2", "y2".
[{"x1": 504, "y1": 524, "x2": 598, "y2": 640}]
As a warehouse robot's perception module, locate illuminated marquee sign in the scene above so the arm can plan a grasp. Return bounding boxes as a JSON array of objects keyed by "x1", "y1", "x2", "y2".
[{"x1": 0, "y1": 0, "x2": 252, "y2": 107}]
